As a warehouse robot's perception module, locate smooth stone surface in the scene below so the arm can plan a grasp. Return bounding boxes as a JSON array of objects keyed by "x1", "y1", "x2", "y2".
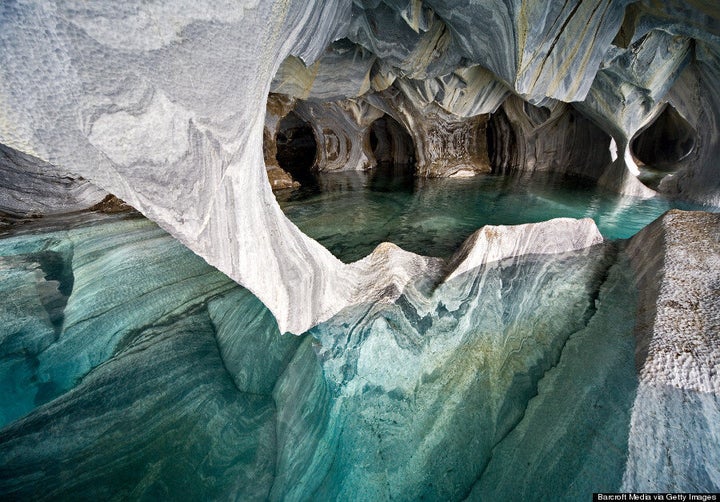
[
  {"x1": 270, "y1": 232, "x2": 615, "y2": 500},
  {"x1": 0, "y1": 208, "x2": 718, "y2": 498},
  {"x1": 469, "y1": 254, "x2": 639, "y2": 500},
  {"x1": 208, "y1": 288, "x2": 304, "y2": 395},
  {"x1": 0, "y1": 144, "x2": 107, "y2": 217},
  {"x1": 0, "y1": 312, "x2": 277, "y2": 501},
  {"x1": 0, "y1": 214, "x2": 238, "y2": 424}
]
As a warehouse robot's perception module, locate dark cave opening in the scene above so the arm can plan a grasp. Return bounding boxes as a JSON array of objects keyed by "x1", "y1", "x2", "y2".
[
  {"x1": 631, "y1": 104, "x2": 696, "y2": 170},
  {"x1": 486, "y1": 109, "x2": 516, "y2": 174},
  {"x1": 275, "y1": 111, "x2": 318, "y2": 185},
  {"x1": 368, "y1": 115, "x2": 416, "y2": 169},
  {"x1": 631, "y1": 104, "x2": 697, "y2": 190}
]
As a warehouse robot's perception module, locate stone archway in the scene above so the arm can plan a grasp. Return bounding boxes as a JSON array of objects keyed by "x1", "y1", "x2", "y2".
[
  {"x1": 630, "y1": 104, "x2": 697, "y2": 190},
  {"x1": 367, "y1": 115, "x2": 415, "y2": 167},
  {"x1": 275, "y1": 111, "x2": 319, "y2": 186},
  {"x1": 631, "y1": 104, "x2": 696, "y2": 168}
]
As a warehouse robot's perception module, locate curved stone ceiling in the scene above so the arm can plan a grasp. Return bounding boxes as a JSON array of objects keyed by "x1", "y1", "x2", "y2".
[{"x1": 1, "y1": 0, "x2": 719, "y2": 333}]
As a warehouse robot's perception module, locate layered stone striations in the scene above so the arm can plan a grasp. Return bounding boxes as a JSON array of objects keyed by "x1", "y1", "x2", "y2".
[{"x1": 1, "y1": 0, "x2": 720, "y2": 335}]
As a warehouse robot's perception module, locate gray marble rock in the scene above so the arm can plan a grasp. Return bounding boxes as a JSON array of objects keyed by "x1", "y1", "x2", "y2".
[
  {"x1": 624, "y1": 210, "x2": 720, "y2": 492},
  {"x1": 0, "y1": 312, "x2": 277, "y2": 501},
  {"x1": 1, "y1": 0, "x2": 720, "y2": 336},
  {"x1": 0, "y1": 144, "x2": 107, "y2": 217},
  {"x1": 488, "y1": 96, "x2": 614, "y2": 180}
]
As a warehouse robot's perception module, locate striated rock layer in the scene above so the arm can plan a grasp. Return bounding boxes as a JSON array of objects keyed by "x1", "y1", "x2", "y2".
[
  {"x1": 2, "y1": 0, "x2": 720, "y2": 334},
  {"x1": 0, "y1": 209, "x2": 718, "y2": 498}
]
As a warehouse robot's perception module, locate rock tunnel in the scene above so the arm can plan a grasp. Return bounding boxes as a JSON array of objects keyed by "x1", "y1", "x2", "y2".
[
  {"x1": 275, "y1": 111, "x2": 318, "y2": 184},
  {"x1": 631, "y1": 104, "x2": 697, "y2": 169},
  {"x1": 367, "y1": 114, "x2": 415, "y2": 167}
]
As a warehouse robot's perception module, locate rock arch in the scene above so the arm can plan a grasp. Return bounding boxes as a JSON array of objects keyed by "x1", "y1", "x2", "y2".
[
  {"x1": 367, "y1": 114, "x2": 415, "y2": 167},
  {"x1": 275, "y1": 111, "x2": 318, "y2": 185},
  {"x1": 631, "y1": 104, "x2": 696, "y2": 169}
]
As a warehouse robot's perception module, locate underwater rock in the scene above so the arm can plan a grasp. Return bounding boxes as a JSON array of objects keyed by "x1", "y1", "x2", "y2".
[
  {"x1": 0, "y1": 208, "x2": 718, "y2": 498},
  {"x1": 270, "y1": 221, "x2": 613, "y2": 500},
  {"x1": 0, "y1": 215, "x2": 239, "y2": 424},
  {"x1": 469, "y1": 253, "x2": 639, "y2": 499},
  {"x1": 0, "y1": 312, "x2": 277, "y2": 501}
]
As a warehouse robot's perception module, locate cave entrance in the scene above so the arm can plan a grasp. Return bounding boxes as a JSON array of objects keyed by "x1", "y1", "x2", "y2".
[
  {"x1": 276, "y1": 111, "x2": 318, "y2": 186},
  {"x1": 368, "y1": 115, "x2": 415, "y2": 171},
  {"x1": 631, "y1": 104, "x2": 696, "y2": 189},
  {"x1": 486, "y1": 108, "x2": 515, "y2": 174}
]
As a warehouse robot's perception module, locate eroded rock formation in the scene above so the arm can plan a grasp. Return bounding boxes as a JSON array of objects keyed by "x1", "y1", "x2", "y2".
[
  {"x1": 264, "y1": 94, "x2": 300, "y2": 190},
  {"x1": 0, "y1": 1, "x2": 719, "y2": 498},
  {"x1": 1, "y1": 0, "x2": 719, "y2": 337},
  {"x1": 0, "y1": 144, "x2": 107, "y2": 217}
]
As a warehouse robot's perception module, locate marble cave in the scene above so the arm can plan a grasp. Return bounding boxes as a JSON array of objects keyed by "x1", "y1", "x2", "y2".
[{"x1": 1, "y1": 1, "x2": 719, "y2": 500}]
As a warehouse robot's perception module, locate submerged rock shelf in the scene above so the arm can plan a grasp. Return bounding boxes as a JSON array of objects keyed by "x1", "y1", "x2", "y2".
[{"x1": 0, "y1": 209, "x2": 717, "y2": 499}]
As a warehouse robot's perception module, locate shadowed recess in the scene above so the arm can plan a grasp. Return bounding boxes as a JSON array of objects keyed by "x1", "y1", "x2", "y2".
[{"x1": 276, "y1": 111, "x2": 318, "y2": 185}]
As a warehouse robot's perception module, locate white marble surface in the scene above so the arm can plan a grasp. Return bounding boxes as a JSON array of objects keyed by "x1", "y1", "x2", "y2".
[{"x1": 1, "y1": 0, "x2": 719, "y2": 334}]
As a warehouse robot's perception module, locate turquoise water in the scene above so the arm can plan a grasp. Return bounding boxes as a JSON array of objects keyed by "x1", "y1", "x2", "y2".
[
  {"x1": 279, "y1": 167, "x2": 707, "y2": 262},
  {"x1": 1, "y1": 172, "x2": 717, "y2": 499}
]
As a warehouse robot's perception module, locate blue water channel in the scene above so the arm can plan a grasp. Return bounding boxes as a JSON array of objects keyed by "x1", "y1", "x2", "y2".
[{"x1": 278, "y1": 167, "x2": 708, "y2": 262}]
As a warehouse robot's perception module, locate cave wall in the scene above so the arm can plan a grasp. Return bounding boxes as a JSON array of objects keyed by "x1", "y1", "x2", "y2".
[
  {"x1": 264, "y1": 93, "x2": 300, "y2": 190},
  {"x1": 488, "y1": 96, "x2": 612, "y2": 179},
  {"x1": 0, "y1": 144, "x2": 107, "y2": 217},
  {"x1": 1, "y1": 0, "x2": 720, "y2": 333},
  {"x1": 294, "y1": 98, "x2": 384, "y2": 172}
]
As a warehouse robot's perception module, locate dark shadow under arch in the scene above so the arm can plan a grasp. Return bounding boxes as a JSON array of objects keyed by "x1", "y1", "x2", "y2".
[
  {"x1": 368, "y1": 115, "x2": 415, "y2": 168},
  {"x1": 631, "y1": 104, "x2": 696, "y2": 170},
  {"x1": 276, "y1": 111, "x2": 318, "y2": 186}
]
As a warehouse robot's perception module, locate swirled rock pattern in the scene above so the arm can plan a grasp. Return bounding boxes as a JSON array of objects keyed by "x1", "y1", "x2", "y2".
[
  {"x1": 0, "y1": 0, "x2": 719, "y2": 499},
  {"x1": 294, "y1": 99, "x2": 384, "y2": 172},
  {"x1": 0, "y1": 207, "x2": 718, "y2": 498},
  {"x1": 0, "y1": 144, "x2": 107, "y2": 217},
  {"x1": 488, "y1": 96, "x2": 613, "y2": 179},
  {"x1": 2, "y1": 0, "x2": 720, "y2": 334}
]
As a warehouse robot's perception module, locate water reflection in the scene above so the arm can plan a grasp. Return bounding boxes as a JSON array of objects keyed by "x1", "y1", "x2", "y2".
[{"x1": 278, "y1": 167, "x2": 716, "y2": 262}]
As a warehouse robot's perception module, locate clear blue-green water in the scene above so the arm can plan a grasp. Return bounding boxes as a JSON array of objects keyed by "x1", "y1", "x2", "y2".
[
  {"x1": 279, "y1": 167, "x2": 707, "y2": 262},
  {"x1": 1, "y1": 170, "x2": 718, "y2": 499}
]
